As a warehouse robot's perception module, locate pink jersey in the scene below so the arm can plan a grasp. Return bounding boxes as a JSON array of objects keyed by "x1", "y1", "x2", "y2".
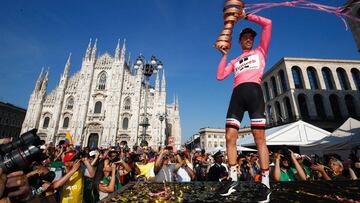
[{"x1": 217, "y1": 14, "x2": 272, "y2": 88}]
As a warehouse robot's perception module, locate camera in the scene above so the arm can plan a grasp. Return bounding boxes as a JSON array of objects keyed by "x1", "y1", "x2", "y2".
[
  {"x1": 109, "y1": 151, "x2": 120, "y2": 163},
  {"x1": 311, "y1": 154, "x2": 320, "y2": 164},
  {"x1": 280, "y1": 146, "x2": 291, "y2": 160},
  {"x1": 178, "y1": 151, "x2": 185, "y2": 159},
  {"x1": 0, "y1": 129, "x2": 46, "y2": 174}
]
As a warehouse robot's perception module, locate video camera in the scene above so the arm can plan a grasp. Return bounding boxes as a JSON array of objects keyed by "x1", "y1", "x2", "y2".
[{"x1": 0, "y1": 129, "x2": 46, "y2": 174}]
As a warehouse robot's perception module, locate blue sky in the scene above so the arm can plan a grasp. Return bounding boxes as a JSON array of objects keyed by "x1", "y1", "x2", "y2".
[{"x1": 0, "y1": 0, "x2": 359, "y2": 143}]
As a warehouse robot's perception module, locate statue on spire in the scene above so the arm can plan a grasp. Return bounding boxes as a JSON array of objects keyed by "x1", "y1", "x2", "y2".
[
  {"x1": 85, "y1": 38, "x2": 92, "y2": 61},
  {"x1": 91, "y1": 38, "x2": 97, "y2": 61}
]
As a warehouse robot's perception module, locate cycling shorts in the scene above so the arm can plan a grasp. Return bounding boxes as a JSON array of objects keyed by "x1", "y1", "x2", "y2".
[{"x1": 226, "y1": 82, "x2": 266, "y2": 130}]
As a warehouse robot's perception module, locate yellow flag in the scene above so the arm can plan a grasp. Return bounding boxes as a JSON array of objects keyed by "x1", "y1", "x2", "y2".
[{"x1": 65, "y1": 131, "x2": 73, "y2": 145}]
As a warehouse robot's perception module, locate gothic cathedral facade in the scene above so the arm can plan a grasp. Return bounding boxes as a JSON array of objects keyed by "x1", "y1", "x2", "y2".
[{"x1": 21, "y1": 39, "x2": 181, "y2": 149}]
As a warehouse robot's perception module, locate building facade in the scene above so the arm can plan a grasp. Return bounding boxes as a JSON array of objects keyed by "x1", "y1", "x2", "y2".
[
  {"x1": 21, "y1": 39, "x2": 181, "y2": 148},
  {"x1": 262, "y1": 57, "x2": 360, "y2": 131},
  {"x1": 185, "y1": 127, "x2": 251, "y2": 152},
  {"x1": 0, "y1": 102, "x2": 26, "y2": 139}
]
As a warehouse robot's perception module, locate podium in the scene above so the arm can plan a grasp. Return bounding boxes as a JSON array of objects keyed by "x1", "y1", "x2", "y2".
[{"x1": 100, "y1": 180, "x2": 360, "y2": 202}]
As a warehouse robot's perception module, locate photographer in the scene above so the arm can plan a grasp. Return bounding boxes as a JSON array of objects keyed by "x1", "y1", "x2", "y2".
[
  {"x1": 192, "y1": 148, "x2": 207, "y2": 181},
  {"x1": 27, "y1": 163, "x2": 55, "y2": 198},
  {"x1": 0, "y1": 137, "x2": 34, "y2": 203},
  {"x1": 237, "y1": 154, "x2": 255, "y2": 181},
  {"x1": 311, "y1": 157, "x2": 347, "y2": 181},
  {"x1": 154, "y1": 146, "x2": 181, "y2": 182},
  {"x1": 176, "y1": 150, "x2": 196, "y2": 182},
  {"x1": 98, "y1": 159, "x2": 121, "y2": 200},
  {"x1": 134, "y1": 151, "x2": 155, "y2": 181},
  {"x1": 52, "y1": 150, "x2": 95, "y2": 203},
  {"x1": 273, "y1": 149, "x2": 307, "y2": 181}
]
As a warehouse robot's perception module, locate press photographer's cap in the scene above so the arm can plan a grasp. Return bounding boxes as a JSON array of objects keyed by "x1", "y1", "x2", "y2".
[{"x1": 64, "y1": 151, "x2": 77, "y2": 162}]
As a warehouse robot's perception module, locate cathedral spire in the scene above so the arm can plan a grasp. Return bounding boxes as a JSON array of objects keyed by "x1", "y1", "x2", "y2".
[
  {"x1": 161, "y1": 69, "x2": 166, "y2": 92},
  {"x1": 155, "y1": 71, "x2": 160, "y2": 92},
  {"x1": 85, "y1": 38, "x2": 92, "y2": 60},
  {"x1": 176, "y1": 95, "x2": 179, "y2": 111},
  {"x1": 63, "y1": 53, "x2": 71, "y2": 78},
  {"x1": 120, "y1": 38, "x2": 126, "y2": 61},
  {"x1": 41, "y1": 68, "x2": 49, "y2": 93},
  {"x1": 115, "y1": 39, "x2": 120, "y2": 61},
  {"x1": 91, "y1": 38, "x2": 97, "y2": 61},
  {"x1": 127, "y1": 52, "x2": 131, "y2": 65},
  {"x1": 34, "y1": 67, "x2": 44, "y2": 92}
]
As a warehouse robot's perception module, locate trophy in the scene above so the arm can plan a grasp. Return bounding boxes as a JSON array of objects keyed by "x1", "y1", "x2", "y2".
[{"x1": 214, "y1": 0, "x2": 245, "y2": 51}]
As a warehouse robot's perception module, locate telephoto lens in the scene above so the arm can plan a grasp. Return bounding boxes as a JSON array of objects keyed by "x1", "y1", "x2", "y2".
[
  {"x1": 0, "y1": 146, "x2": 42, "y2": 174},
  {"x1": 0, "y1": 129, "x2": 40, "y2": 154}
]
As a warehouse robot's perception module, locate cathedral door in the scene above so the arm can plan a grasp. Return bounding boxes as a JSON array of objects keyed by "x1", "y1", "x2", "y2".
[{"x1": 88, "y1": 133, "x2": 99, "y2": 148}]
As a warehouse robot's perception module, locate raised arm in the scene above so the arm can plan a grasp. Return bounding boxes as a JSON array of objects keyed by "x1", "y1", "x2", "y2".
[
  {"x1": 216, "y1": 55, "x2": 234, "y2": 80},
  {"x1": 246, "y1": 14, "x2": 272, "y2": 56}
]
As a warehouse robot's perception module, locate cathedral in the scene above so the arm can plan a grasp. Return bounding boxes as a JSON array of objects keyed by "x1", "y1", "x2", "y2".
[{"x1": 21, "y1": 39, "x2": 181, "y2": 149}]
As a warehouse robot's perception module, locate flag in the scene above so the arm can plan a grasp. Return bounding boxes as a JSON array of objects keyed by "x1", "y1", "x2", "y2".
[{"x1": 65, "y1": 131, "x2": 73, "y2": 145}]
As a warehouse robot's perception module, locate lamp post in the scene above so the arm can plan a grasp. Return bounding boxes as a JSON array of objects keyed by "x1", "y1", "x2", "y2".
[
  {"x1": 156, "y1": 112, "x2": 167, "y2": 147},
  {"x1": 134, "y1": 55, "x2": 163, "y2": 147}
]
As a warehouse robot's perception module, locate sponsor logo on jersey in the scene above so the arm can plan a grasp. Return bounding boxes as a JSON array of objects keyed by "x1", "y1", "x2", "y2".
[{"x1": 234, "y1": 54, "x2": 260, "y2": 76}]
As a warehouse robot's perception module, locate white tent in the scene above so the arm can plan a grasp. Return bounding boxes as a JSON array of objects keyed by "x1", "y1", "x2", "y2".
[
  {"x1": 237, "y1": 120, "x2": 331, "y2": 148},
  {"x1": 207, "y1": 146, "x2": 257, "y2": 155},
  {"x1": 301, "y1": 118, "x2": 360, "y2": 157}
]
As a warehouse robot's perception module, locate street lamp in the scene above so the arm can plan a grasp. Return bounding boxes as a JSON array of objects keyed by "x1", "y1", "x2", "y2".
[
  {"x1": 134, "y1": 55, "x2": 163, "y2": 147},
  {"x1": 156, "y1": 112, "x2": 167, "y2": 147}
]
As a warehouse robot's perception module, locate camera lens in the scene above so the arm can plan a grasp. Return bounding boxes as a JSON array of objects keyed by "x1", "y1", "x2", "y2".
[
  {"x1": 0, "y1": 146, "x2": 41, "y2": 174},
  {"x1": 0, "y1": 129, "x2": 39, "y2": 154}
]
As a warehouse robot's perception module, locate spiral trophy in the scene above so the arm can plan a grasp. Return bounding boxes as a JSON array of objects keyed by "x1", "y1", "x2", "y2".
[{"x1": 214, "y1": 0, "x2": 245, "y2": 51}]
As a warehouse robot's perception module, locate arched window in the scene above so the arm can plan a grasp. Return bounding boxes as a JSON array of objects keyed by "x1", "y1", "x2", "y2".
[
  {"x1": 122, "y1": 117, "x2": 129, "y2": 129},
  {"x1": 284, "y1": 97, "x2": 294, "y2": 121},
  {"x1": 351, "y1": 68, "x2": 360, "y2": 90},
  {"x1": 94, "y1": 101, "x2": 102, "y2": 114},
  {"x1": 264, "y1": 82, "x2": 271, "y2": 101},
  {"x1": 271, "y1": 76, "x2": 278, "y2": 97},
  {"x1": 267, "y1": 105, "x2": 273, "y2": 123},
  {"x1": 314, "y1": 94, "x2": 326, "y2": 119},
  {"x1": 298, "y1": 94, "x2": 309, "y2": 119},
  {"x1": 124, "y1": 97, "x2": 131, "y2": 110},
  {"x1": 279, "y1": 70, "x2": 288, "y2": 92},
  {"x1": 63, "y1": 117, "x2": 70, "y2": 128},
  {"x1": 329, "y1": 94, "x2": 342, "y2": 119},
  {"x1": 337, "y1": 68, "x2": 350, "y2": 90},
  {"x1": 275, "y1": 101, "x2": 282, "y2": 121},
  {"x1": 292, "y1": 66, "x2": 304, "y2": 89},
  {"x1": 322, "y1": 67, "x2": 335, "y2": 90},
  {"x1": 345, "y1": 95, "x2": 357, "y2": 118},
  {"x1": 97, "y1": 72, "x2": 107, "y2": 90},
  {"x1": 43, "y1": 117, "x2": 50, "y2": 129},
  {"x1": 66, "y1": 97, "x2": 74, "y2": 110},
  {"x1": 307, "y1": 67, "x2": 319, "y2": 90}
]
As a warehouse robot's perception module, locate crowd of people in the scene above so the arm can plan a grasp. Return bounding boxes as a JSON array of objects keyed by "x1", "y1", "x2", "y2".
[{"x1": 0, "y1": 135, "x2": 359, "y2": 203}]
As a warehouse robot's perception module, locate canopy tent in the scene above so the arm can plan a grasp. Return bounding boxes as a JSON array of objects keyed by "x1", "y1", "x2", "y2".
[
  {"x1": 301, "y1": 118, "x2": 360, "y2": 158},
  {"x1": 207, "y1": 146, "x2": 257, "y2": 155},
  {"x1": 237, "y1": 120, "x2": 331, "y2": 148}
]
